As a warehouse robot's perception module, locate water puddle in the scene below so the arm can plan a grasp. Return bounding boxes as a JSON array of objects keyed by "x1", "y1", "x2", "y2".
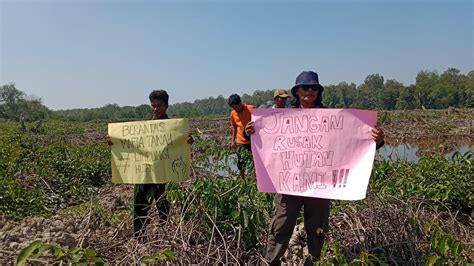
[
  {"x1": 200, "y1": 144, "x2": 472, "y2": 176},
  {"x1": 376, "y1": 144, "x2": 472, "y2": 162},
  {"x1": 196, "y1": 154, "x2": 239, "y2": 177}
]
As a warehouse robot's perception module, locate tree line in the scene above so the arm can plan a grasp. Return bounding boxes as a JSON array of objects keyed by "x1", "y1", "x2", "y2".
[{"x1": 1, "y1": 68, "x2": 472, "y2": 122}]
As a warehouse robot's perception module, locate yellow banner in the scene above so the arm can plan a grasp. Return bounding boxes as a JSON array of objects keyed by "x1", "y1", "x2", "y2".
[{"x1": 108, "y1": 119, "x2": 190, "y2": 184}]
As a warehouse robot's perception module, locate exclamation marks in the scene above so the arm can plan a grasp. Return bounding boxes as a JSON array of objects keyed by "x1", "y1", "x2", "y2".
[
  {"x1": 332, "y1": 169, "x2": 350, "y2": 188},
  {"x1": 338, "y1": 169, "x2": 344, "y2": 187},
  {"x1": 343, "y1": 169, "x2": 349, "y2": 187},
  {"x1": 332, "y1": 170, "x2": 338, "y2": 188}
]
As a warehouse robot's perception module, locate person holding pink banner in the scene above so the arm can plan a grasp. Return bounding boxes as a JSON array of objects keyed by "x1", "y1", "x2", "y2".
[{"x1": 246, "y1": 71, "x2": 385, "y2": 264}]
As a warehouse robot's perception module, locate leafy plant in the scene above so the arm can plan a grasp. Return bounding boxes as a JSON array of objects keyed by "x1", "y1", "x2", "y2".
[
  {"x1": 168, "y1": 175, "x2": 272, "y2": 249},
  {"x1": 311, "y1": 240, "x2": 389, "y2": 266},
  {"x1": 425, "y1": 227, "x2": 465, "y2": 265},
  {"x1": 0, "y1": 120, "x2": 110, "y2": 219},
  {"x1": 141, "y1": 248, "x2": 176, "y2": 263},
  {"x1": 17, "y1": 240, "x2": 106, "y2": 265},
  {"x1": 370, "y1": 151, "x2": 473, "y2": 211}
]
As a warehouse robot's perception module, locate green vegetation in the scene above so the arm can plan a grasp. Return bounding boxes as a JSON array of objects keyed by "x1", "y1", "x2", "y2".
[
  {"x1": 308, "y1": 224, "x2": 467, "y2": 266},
  {"x1": 17, "y1": 239, "x2": 176, "y2": 265},
  {"x1": 58, "y1": 199, "x2": 129, "y2": 226},
  {"x1": 0, "y1": 84, "x2": 50, "y2": 121},
  {"x1": 0, "y1": 120, "x2": 110, "y2": 219},
  {"x1": 0, "y1": 103, "x2": 471, "y2": 264},
  {"x1": 371, "y1": 152, "x2": 472, "y2": 211},
  {"x1": 426, "y1": 227, "x2": 466, "y2": 265},
  {"x1": 167, "y1": 175, "x2": 273, "y2": 249},
  {"x1": 140, "y1": 248, "x2": 176, "y2": 263},
  {"x1": 2, "y1": 68, "x2": 471, "y2": 122},
  {"x1": 17, "y1": 240, "x2": 105, "y2": 265}
]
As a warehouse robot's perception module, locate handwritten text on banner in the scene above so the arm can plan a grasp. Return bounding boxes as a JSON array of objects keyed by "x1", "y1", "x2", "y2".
[
  {"x1": 108, "y1": 119, "x2": 190, "y2": 184},
  {"x1": 250, "y1": 109, "x2": 377, "y2": 200}
]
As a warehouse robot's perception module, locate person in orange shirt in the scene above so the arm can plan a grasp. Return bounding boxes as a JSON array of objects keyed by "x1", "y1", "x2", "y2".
[{"x1": 228, "y1": 94, "x2": 255, "y2": 178}]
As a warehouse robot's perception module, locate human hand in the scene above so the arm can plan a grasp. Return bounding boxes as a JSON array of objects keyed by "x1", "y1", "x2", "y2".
[
  {"x1": 106, "y1": 135, "x2": 113, "y2": 146},
  {"x1": 371, "y1": 126, "x2": 384, "y2": 147},
  {"x1": 187, "y1": 134, "x2": 194, "y2": 145},
  {"x1": 245, "y1": 121, "x2": 255, "y2": 135}
]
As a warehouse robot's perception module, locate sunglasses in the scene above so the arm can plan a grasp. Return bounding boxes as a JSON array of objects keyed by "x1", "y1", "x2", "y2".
[{"x1": 299, "y1": 85, "x2": 320, "y2": 91}]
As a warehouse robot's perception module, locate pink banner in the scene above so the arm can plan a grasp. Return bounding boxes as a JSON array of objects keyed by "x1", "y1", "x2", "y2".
[{"x1": 250, "y1": 108, "x2": 377, "y2": 200}]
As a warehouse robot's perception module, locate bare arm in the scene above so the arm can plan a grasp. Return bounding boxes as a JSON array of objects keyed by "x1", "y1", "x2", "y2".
[{"x1": 230, "y1": 125, "x2": 237, "y2": 148}]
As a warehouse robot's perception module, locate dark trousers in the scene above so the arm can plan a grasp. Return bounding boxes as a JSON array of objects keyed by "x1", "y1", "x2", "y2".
[
  {"x1": 265, "y1": 194, "x2": 330, "y2": 265},
  {"x1": 133, "y1": 184, "x2": 170, "y2": 236},
  {"x1": 236, "y1": 143, "x2": 252, "y2": 170}
]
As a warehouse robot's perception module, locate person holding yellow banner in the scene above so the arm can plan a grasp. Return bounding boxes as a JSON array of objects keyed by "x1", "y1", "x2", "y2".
[{"x1": 108, "y1": 89, "x2": 193, "y2": 239}]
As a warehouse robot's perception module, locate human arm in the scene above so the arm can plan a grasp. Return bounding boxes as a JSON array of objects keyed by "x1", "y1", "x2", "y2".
[
  {"x1": 230, "y1": 125, "x2": 237, "y2": 148},
  {"x1": 229, "y1": 113, "x2": 238, "y2": 148}
]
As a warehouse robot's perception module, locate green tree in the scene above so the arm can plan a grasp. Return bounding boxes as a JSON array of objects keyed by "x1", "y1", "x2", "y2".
[
  {"x1": 355, "y1": 74, "x2": 384, "y2": 109},
  {"x1": 17, "y1": 96, "x2": 50, "y2": 121},
  {"x1": 434, "y1": 68, "x2": 466, "y2": 108},
  {"x1": 322, "y1": 82, "x2": 356, "y2": 108},
  {"x1": 396, "y1": 85, "x2": 416, "y2": 109},
  {"x1": 251, "y1": 89, "x2": 274, "y2": 107},
  {"x1": 465, "y1": 70, "x2": 474, "y2": 107},
  {"x1": 0, "y1": 83, "x2": 25, "y2": 120},
  {"x1": 415, "y1": 70, "x2": 439, "y2": 109},
  {"x1": 341, "y1": 82, "x2": 357, "y2": 108},
  {"x1": 135, "y1": 104, "x2": 152, "y2": 119},
  {"x1": 322, "y1": 84, "x2": 339, "y2": 107},
  {"x1": 380, "y1": 80, "x2": 402, "y2": 110},
  {"x1": 0, "y1": 84, "x2": 50, "y2": 121}
]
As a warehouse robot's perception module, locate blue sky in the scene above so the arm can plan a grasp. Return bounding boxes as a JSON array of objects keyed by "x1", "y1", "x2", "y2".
[{"x1": 1, "y1": 0, "x2": 472, "y2": 110}]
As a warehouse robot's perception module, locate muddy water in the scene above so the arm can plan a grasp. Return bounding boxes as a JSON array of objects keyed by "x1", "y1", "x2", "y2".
[
  {"x1": 205, "y1": 144, "x2": 472, "y2": 177},
  {"x1": 376, "y1": 144, "x2": 472, "y2": 162}
]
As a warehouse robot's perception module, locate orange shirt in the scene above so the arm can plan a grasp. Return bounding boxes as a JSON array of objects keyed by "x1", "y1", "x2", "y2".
[{"x1": 230, "y1": 103, "x2": 254, "y2": 144}]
